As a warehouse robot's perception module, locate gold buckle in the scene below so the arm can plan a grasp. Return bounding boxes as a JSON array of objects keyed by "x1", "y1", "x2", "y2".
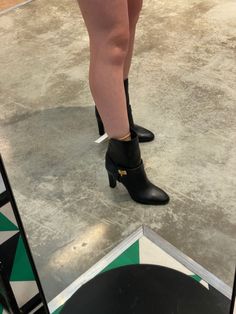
[{"x1": 118, "y1": 169, "x2": 127, "y2": 177}]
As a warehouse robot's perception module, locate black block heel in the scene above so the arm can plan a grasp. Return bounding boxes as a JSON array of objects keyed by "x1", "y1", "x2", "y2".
[
  {"x1": 108, "y1": 172, "x2": 117, "y2": 188},
  {"x1": 95, "y1": 107, "x2": 105, "y2": 136}
]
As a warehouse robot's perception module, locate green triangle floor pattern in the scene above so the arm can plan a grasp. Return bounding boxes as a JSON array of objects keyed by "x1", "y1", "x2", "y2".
[
  {"x1": 10, "y1": 236, "x2": 35, "y2": 281},
  {"x1": 52, "y1": 305, "x2": 64, "y2": 314},
  {"x1": 101, "y1": 241, "x2": 140, "y2": 273},
  {"x1": 0, "y1": 304, "x2": 7, "y2": 314},
  {"x1": 52, "y1": 237, "x2": 210, "y2": 313},
  {"x1": 53, "y1": 241, "x2": 140, "y2": 313},
  {"x1": 0, "y1": 212, "x2": 18, "y2": 231},
  {"x1": 191, "y1": 274, "x2": 202, "y2": 283}
]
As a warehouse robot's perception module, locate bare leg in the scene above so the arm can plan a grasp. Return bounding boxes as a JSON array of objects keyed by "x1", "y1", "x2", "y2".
[
  {"x1": 123, "y1": 0, "x2": 143, "y2": 80},
  {"x1": 77, "y1": 0, "x2": 130, "y2": 139}
]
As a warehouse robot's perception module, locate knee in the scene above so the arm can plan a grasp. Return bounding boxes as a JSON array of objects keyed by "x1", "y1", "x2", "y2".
[
  {"x1": 108, "y1": 29, "x2": 130, "y2": 64},
  {"x1": 96, "y1": 28, "x2": 130, "y2": 65}
]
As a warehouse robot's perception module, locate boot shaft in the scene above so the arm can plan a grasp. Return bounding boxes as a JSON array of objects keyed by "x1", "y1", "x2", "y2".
[
  {"x1": 106, "y1": 130, "x2": 141, "y2": 169},
  {"x1": 124, "y1": 79, "x2": 134, "y2": 127}
]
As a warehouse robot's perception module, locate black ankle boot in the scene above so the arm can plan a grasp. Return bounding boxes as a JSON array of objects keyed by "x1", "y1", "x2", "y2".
[
  {"x1": 105, "y1": 130, "x2": 169, "y2": 205},
  {"x1": 94, "y1": 79, "x2": 155, "y2": 142},
  {"x1": 124, "y1": 78, "x2": 155, "y2": 143}
]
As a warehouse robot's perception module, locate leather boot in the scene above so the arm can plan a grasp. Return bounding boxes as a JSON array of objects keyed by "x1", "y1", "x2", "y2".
[
  {"x1": 124, "y1": 78, "x2": 155, "y2": 142},
  {"x1": 105, "y1": 130, "x2": 169, "y2": 205},
  {"x1": 95, "y1": 79, "x2": 155, "y2": 142}
]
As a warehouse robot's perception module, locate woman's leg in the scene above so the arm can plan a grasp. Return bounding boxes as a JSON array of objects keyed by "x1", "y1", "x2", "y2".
[
  {"x1": 77, "y1": 0, "x2": 130, "y2": 139},
  {"x1": 123, "y1": 0, "x2": 143, "y2": 80}
]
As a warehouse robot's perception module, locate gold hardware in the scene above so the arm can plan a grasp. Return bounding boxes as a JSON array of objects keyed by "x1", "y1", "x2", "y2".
[{"x1": 118, "y1": 169, "x2": 127, "y2": 177}]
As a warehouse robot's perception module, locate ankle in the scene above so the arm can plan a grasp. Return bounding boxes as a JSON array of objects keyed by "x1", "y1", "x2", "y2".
[{"x1": 117, "y1": 132, "x2": 131, "y2": 141}]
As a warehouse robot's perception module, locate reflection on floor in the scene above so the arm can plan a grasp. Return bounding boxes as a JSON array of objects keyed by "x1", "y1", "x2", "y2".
[{"x1": 0, "y1": 0, "x2": 236, "y2": 303}]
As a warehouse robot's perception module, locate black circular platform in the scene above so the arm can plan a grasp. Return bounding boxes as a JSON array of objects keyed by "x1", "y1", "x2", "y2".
[{"x1": 61, "y1": 264, "x2": 226, "y2": 314}]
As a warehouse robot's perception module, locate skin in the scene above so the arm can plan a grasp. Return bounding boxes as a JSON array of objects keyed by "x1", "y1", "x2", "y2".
[
  {"x1": 77, "y1": 0, "x2": 143, "y2": 139},
  {"x1": 124, "y1": 0, "x2": 143, "y2": 79}
]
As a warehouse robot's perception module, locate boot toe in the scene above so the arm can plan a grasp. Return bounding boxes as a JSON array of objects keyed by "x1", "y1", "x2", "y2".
[
  {"x1": 131, "y1": 185, "x2": 169, "y2": 205},
  {"x1": 133, "y1": 124, "x2": 155, "y2": 142},
  {"x1": 146, "y1": 185, "x2": 170, "y2": 205},
  {"x1": 154, "y1": 188, "x2": 170, "y2": 205}
]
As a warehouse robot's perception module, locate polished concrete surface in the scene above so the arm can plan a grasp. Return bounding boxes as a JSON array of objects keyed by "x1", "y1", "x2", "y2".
[{"x1": 0, "y1": 0, "x2": 236, "y2": 302}]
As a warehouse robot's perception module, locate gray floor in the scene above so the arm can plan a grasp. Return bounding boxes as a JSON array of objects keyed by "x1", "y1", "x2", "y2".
[{"x1": 0, "y1": 0, "x2": 236, "y2": 302}]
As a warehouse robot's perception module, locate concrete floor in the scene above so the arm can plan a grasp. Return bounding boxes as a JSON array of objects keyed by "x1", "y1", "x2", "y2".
[{"x1": 0, "y1": 0, "x2": 236, "y2": 302}]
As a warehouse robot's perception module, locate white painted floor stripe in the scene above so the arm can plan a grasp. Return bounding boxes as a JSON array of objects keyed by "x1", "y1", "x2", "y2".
[
  {"x1": 139, "y1": 236, "x2": 209, "y2": 289},
  {"x1": 139, "y1": 236, "x2": 192, "y2": 276},
  {"x1": 48, "y1": 226, "x2": 143, "y2": 313},
  {"x1": 143, "y1": 226, "x2": 231, "y2": 298},
  {"x1": 95, "y1": 133, "x2": 108, "y2": 144}
]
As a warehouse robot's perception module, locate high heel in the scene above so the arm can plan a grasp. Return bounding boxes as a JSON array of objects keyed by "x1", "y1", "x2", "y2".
[
  {"x1": 105, "y1": 129, "x2": 169, "y2": 205},
  {"x1": 108, "y1": 172, "x2": 117, "y2": 188}
]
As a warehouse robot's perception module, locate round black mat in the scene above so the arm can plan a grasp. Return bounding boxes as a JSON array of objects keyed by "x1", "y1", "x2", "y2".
[{"x1": 61, "y1": 264, "x2": 226, "y2": 314}]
